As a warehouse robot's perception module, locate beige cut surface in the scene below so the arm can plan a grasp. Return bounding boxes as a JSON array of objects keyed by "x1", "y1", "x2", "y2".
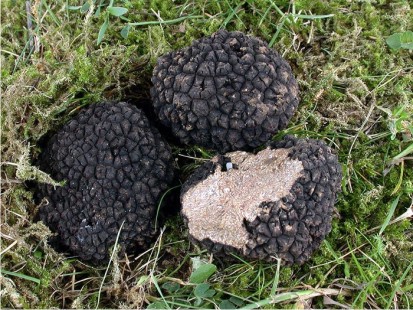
[{"x1": 181, "y1": 147, "x2": 304, "y2": 250}]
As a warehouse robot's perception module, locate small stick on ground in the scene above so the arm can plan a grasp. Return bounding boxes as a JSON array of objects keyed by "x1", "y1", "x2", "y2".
[{"x1": 25, "y1": 1, "x2": 34, "y2": 51}]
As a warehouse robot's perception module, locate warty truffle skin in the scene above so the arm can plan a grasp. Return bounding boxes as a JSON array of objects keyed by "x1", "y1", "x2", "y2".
[
  {"x1": 151, "y1": 30, "x2": 299, "y2": 153},
  {"x1": 36, "y1": 102, "x2": 174, "y2": 263},
  {"x1": 180, "y1": 135, "x2": 342, "y2": 264}
]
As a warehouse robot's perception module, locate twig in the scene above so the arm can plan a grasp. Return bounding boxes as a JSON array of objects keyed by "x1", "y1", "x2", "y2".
[
  {"x1": 1, "y1": 179, "x2": 23, "y2": 184},
  {"x1": 0, "y1": 240, "x2": 18, "y2": 256},
  {"x1": 25, "y1": 1, "x2": 34, "y2": 51},
  {"x1": 346, "y1": 92, "x2": 376, "y2": 191},
  {"x1": 178, "y1": 154, "x2": 209, "y2": 161},
  {"x1": 241, "y1": 288, "x2": 350, "y2": 309},
  {"x1": 96, "y1": 220, "x2": 125, "y2": 309}
]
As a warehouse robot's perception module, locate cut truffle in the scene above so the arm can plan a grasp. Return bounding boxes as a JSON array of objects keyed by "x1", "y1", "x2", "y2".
[
  {"x1": 181, "y1": 135, "x2": 341, "y2": 264},
  {"x1": 151, "y1": 30, "x2": 299, "y2": 153},
  {"x1": 36, "y1": 102, "x2": 174, "y2": 263}
]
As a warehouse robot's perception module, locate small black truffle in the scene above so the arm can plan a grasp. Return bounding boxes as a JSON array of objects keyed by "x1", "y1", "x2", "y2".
[
  {"x1": 180, "y1": 135, "x2": 342, "y2": 264},
  {"x1": 36, "y1": 102, "x2": 174, "y2": 263},
  {"x1": 151, "y1": 30, "x2": 299, "y2": 153}
]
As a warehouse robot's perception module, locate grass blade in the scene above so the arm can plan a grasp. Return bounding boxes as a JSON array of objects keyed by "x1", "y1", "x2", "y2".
[
  {"x1": 392, "y1": 143, "x2": 413, "y2": 161},
  {"x1": 150, "y1": 273, "x2": 170, "y2": 309},
  {"x1": 41, "y1": 0, "x2": 61, "y2": 26},
  {"x1": 66, "y1": 5, "x2": 81, "y2": 10},
  {"x1": 128, "y1": 15, "x2": 204, "y2": 27},
  {"x1": 269, "y1": 17, "x2": 287, "y2": 47},
  {"x1": 270, "y1": 258, "x2": 281, "y2": 296},
  {"x1": 0, "y1": 269, "x2": 41, "y2": 284},
  {"x1": 386, "y1": 260, "x2": 413, "y2": 309},
  {"x1": 107, "y1": 7, "x2": 128, "y2": 17},
  {"x1": 80, "y1": 2, "x2": 90, "y2": 13},
  {"x1": 379, "y1": 195, "x2": 401, "y2": 235},
  {"x1": 220, "y1": 1, "x2": 244, "y2": 29},
  {"x1": 155, "y1": 185, "x2": 181, "y2": 230},
  {"x1": 97, "y1": 17, "x2": 109, "y2": 45}
]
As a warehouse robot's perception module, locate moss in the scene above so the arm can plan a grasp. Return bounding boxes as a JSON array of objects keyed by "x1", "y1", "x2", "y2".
[{"x1": 1, "y1": 0, "x2": 412, "y2": 308}]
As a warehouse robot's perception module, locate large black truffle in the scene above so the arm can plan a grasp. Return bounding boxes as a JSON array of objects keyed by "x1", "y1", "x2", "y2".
[
  {"x1": 36, "y1": 102, "x2": 174, "y2": 263},
  {"x1": 180, "y1": 135, "x2": 341, "y2": 264},
  {"x1": 151, "y1": 30, "x2": 299, "y2": 153}
]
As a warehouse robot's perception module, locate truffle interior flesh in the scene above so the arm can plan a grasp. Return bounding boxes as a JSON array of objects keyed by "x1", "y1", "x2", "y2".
[{"x1": 182, "y1": 148, "x2": 303, "y2": 250}]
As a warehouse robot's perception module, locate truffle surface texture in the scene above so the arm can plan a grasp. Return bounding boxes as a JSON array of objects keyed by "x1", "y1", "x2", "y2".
[
  {"x1": 151, "y1": 30, "x2": 299, "y2": 153},
  {"x1": 181, "y1": 135, "x2": 341, "y2": 264},
  {"x1": 37, "y1": 102, "x2": 174, "y2": 263}
]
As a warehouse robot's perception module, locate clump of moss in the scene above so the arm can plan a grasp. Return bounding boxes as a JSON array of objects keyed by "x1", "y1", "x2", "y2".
[{"x1": 1, "y1": 0, "x2": 412, "y2": 308}]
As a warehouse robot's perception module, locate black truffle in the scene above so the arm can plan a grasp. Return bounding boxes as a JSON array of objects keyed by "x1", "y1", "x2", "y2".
[
  {"x1": 151, "y1": 30, "x2": 299, "y2": 153},
  {"x1": 36, "y1": 102, "x2": 174, "y2": 263},
  {"x1": 180, "y1": 135, "x2": 341, "y2": 264}
]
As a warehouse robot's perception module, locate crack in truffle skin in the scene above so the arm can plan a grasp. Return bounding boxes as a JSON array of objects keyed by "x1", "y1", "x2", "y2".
[
  {"x1": 151, "y1": 29, "x2": 299, "y2": 153},
  {"x1": 36, "y1": 102, "x2": 174, "y2": 263},
  {"x1": 181, "y1": 148, "x2": 303, "y2": 250},
  {"x1": 181, "y1": 135, "x2": 342, "y2": 265}
]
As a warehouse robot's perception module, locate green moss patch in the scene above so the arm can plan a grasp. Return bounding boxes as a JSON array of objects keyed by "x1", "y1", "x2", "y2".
[{"x1": 1, "y1": 0, "x2": 412, "y2": 308}]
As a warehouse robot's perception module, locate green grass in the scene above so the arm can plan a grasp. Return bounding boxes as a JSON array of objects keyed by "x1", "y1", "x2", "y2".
[{"x1": 1, "y1": 0, "x2": 412, "y2": 308}]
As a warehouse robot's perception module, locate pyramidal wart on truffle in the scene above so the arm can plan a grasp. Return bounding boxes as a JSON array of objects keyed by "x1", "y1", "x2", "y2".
[
  {"x1": 151, "y1": 30, "x2": 299, "y2": 153},
  {"x1": 36, "y1": 102, "x2": 174, "y2": 263},
  {"x1": 180, "y1": 135, "x2": 342, "y2": 264}
]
